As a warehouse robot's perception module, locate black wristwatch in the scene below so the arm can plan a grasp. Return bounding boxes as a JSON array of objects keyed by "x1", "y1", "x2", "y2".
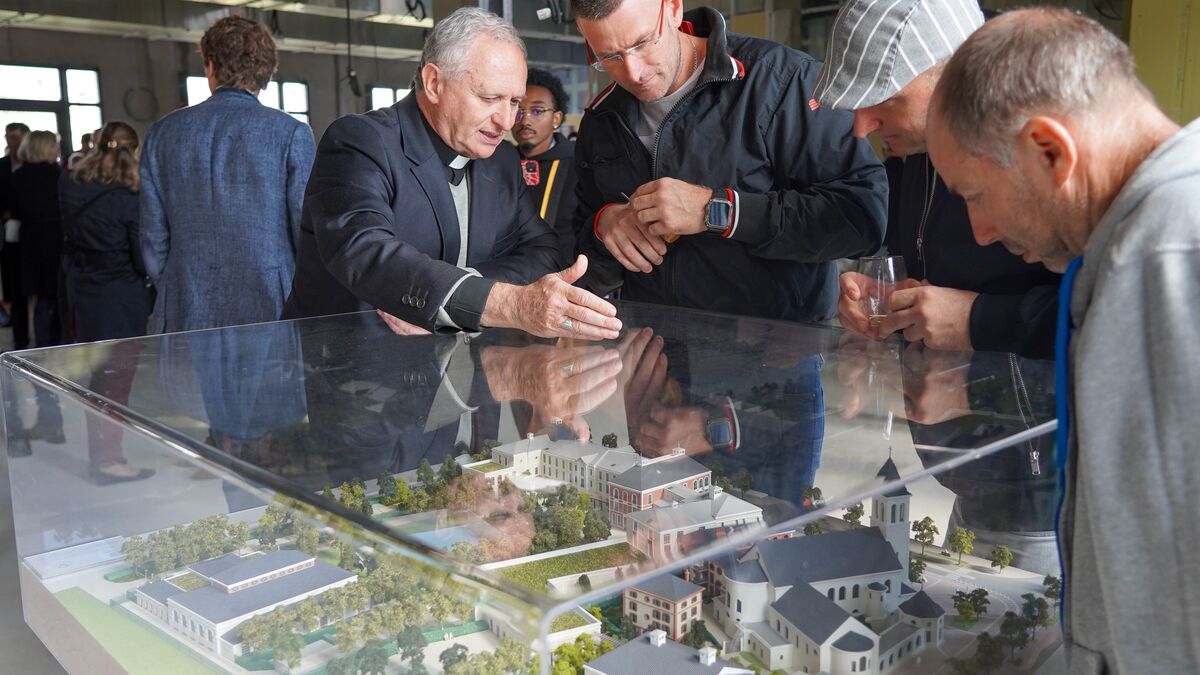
[{"x1": 704, "y1": 188, "x2": 733, "y2": 235}]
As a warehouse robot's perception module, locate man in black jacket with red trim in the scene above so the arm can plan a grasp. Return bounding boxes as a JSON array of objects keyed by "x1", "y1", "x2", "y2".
[{"x1": 571, "y1": 0, "x2": 887, "y2": 323}]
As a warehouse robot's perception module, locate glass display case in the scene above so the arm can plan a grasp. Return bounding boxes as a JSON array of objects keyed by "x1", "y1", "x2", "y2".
[{"x1": 1, "y1": 302, "x2": 1061, "y2": 675}]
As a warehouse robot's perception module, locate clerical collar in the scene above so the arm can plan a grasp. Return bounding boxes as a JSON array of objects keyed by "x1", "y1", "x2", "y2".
[{"x1": 420, "y1": 111, "x2": 471, "y2": 185}]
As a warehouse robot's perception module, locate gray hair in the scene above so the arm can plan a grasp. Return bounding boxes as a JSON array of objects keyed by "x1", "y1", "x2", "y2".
[
  {"x1": 413, "y1": 7, "x2": 525, "y2": 92},
  {"x1": 934, "y1": 8, "x2": 1152, "y2": 165}
]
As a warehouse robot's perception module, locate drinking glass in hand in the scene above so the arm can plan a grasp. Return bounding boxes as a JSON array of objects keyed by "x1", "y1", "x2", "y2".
[{"x1": 857, "y1": 256, "x2": 907, "y2": 325}]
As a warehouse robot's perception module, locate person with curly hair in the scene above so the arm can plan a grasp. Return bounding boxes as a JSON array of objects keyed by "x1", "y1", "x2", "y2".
[{"x1": 140, "y1": 15, "x2": 315, "y2": 333}]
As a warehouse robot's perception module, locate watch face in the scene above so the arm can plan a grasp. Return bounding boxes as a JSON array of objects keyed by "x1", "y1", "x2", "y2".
[
  {"x1": 706, "y1": 200, "x2": 732, "y2": 231},
  {"x1": 708, "y1": 419, "x2": 732, "y2": 446}
]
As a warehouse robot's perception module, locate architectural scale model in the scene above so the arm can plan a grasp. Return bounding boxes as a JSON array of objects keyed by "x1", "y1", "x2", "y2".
[{"x1": 132, "y1": 550, "x2": 356, "y2": 659}]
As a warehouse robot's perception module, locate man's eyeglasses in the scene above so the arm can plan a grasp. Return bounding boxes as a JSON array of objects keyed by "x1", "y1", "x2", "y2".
[
  {"x1": 589, "y1": 0, "x2": 666, "y2": 72},
  {"x1": 515, "y1": 107, "x2": 555, "y2": 122}
]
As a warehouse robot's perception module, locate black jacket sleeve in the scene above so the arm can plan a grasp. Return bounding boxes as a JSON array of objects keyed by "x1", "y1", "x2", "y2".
[
  {"x1": 969, "y1": 285, "x2": 1059, "y2": 359},
  {"x1": 728, "y1": 66, "x2": 888, "y2": 263},
  {"x1": 304, "y1": 115, "x2": 558, "y2": 332}
]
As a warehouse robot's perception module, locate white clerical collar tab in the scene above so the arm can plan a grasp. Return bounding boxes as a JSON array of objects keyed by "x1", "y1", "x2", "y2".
[{"x1": 450, "y1": 155, "x2": 470, "y2": 170}]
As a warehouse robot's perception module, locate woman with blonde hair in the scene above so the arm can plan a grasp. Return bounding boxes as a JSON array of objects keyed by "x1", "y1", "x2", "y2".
[
  {"x1": 59, "y1": 121, "x2": 155, "y2": 484},
  {"x1": 60, "y1": 121, "x2": 153, "y2": 341},
  {"x1": 10, "y1": 130, "x2": 64, "y2": 347}
]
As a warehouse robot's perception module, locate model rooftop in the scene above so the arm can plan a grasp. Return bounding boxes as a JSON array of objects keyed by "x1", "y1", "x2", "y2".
[
  {"x1": 585, "y1": 631, "x2": 750, "y2": 675},
  {"x1": 630, "y1": 574, "x2": 703, "y2": 603}
]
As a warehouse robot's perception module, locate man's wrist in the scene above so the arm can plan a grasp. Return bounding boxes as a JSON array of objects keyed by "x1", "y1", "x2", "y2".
[{"x1": 481, "y1": 282, "x2": 519, "y2": 329}]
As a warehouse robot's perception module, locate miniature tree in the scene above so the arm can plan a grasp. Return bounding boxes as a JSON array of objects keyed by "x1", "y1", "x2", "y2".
[
  {"x1": 588, "y1": 606, "x2": 603, "y2": 622},
  {"x1": 337, "y1": 539, "x2": 360, "y2": 572},
  {"x1": 121, "y1": 535, "x2": 149, "y2": 578},
  {"x1": 682, "y1": 620, "x2": 709, "y2": 649},
  {"x1": 733, "y1": 468, "x2": 754, "y2": 496},
  {"x1": 396, "y1": 624, "x2": 427, "y2": 666},
  {"x1": 227, "y1": 521, "x2": 251, "y2": 553},
  {"x1": 441, "y1": 455, "x2": 462, "y2": 481},
  {"x1": 953, "y1": 589, "x2": 990, "y2": 618},
  {"x1": 948, "y1": 526, "x2": 976, "y2": 563},
  {"x1": 417, "y1": 458, "x2": 436, "y2": 488},
  {"x1": 295, "y1": 523, "x2": 320, "y2": 556},
  {"x1": 410, "y1": 486, "x2": 430, "y2": 512},
  {"x1": 601, "y1": 433, "x2": 619, "y2": 448},
  {"x1": 911, "y1": 516, "x2": 939, "y2": 555},
  {"x1": 1020, "y1": 593, "x2": 1052, "y2": 637},
  {"x1": 358, "y1": 640, "x2": 390, "y2": 675},
  {"x1": 974, "y1": 633, "x2": 1006, "y2": 674},
  {"x1": 1043, "y1": 575, "x2": 1062, "y2": 613},
  {"x1": 955, "y1": 599, "x2": 977, "y2": 622},
  {"x1": 803, "y1": 521, "x2": 823, "y2": 536},
  {"x1": 582, "y1": 509, "x2": 611, "y2": 543},
  {"x1": 440, "y1": 644, "x2": 469, "y2": 671},
  {"x1": 989, "y1": 545, "x2": 1013, "y2": 572},
  {"x1": 998, "y1": 611, "x2": 1031, "y2": 658},
  {"x1": 325, "y1": 654, "x2": 356, "y2": 675},
  {"x1": 844, "y1": 502, "x2": 865, "y2": 528},
  {"x1": 970, "y1": 588, "x2": 991, "y2": 617},
  {"x1": 909, "y1": 557, "x2": 927, "y2": 584},
  {"x1": 619, "y1": 615, "x2": 637, "y2": 640},
  {"x1": 377, "y1": 472, "x2": 398, "y2": 504},
  {"x1": 322, "y1": 485, "x2": 336, "y2": 502}
]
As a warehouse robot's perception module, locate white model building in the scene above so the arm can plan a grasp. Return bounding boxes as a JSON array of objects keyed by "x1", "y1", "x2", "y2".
[
  {"x1": 710, "y1": 458, "x2": 944, "y2": 675},
  {"x1": 133, "y1": 550, "x2": 356, "y2": 659}
]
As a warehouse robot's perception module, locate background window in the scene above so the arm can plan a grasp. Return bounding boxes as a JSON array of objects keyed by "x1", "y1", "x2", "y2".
[
  {"x1": 370, "y1": 86, "x2": 411, "y2": 110},
  {"x1": 186, "y1": 77, "x2": 310, "y2": 125}
]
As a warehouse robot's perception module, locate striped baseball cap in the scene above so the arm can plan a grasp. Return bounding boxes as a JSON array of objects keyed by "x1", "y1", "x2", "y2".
[{"x1": 811, "y1": 0, "x2": 984, "y2": 111}]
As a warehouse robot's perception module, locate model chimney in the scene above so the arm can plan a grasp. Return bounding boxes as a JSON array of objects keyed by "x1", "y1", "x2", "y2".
[
  {"x1": 648, "y1": 629, "x2": 667, "y2": 647},
  {"x1": 698, "y1": 646, "x2": 718, "y2": 666}
]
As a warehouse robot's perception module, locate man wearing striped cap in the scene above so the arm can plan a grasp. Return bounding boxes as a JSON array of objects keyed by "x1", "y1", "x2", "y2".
[{"x1": 814, "y1": 0, "x2": 1060, "y2": 357}]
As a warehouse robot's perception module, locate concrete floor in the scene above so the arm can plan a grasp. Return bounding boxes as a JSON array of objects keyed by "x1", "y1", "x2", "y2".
[{"x1": 1, "y1": 328, "x2": 68, "y2": 675}]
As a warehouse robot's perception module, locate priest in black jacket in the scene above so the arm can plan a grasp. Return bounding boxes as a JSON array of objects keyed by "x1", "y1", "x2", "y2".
[{"x1": 283, "y1": 8, "x2": 620, "y2": 341}]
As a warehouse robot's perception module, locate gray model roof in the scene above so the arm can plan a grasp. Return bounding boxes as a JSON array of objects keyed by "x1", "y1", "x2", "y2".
[
  {"x1": 611, "y1": 456, "x2": 709, "y2": 491},
  {"x1": 172, "y1": 560, "x2": 354, "y2": 624},
  {"x1": 745, "y1": 529, "x2": 903, "y2": 586},
  {"x1": 744, "y1": 622, "x2": 787, "y2": 647},
  {"x1": 867, "y1": 582, "x2": 886, "y2": 591},
  {"x1": 723, "y1": 555, "x2": 768, "y2": 584},
  {"x1": 879, "y1": 621, "x2": 919, "y2": 652},
  {"x1": 139, "y1": 579, "x2": 185, "y2": 605},
  {"x1": 586, "y1": 633, "x2": 748, "y2": 675},
  {"x1": 630, "y1": 574, "x2": 702, "y2": 603},
  {"x1": 832, "y1": 631, "x2": 875, "y2": 652},
  {"x1": 901, "y1": 582, "x2": 917, "y2": 595},
  {"x1": 876, "y1": 457, "x2": 912, "y2": 497},
  {"x1": 770, "y1": 581, "x2": 849, "y2": 643},
  {"x1": 190, "y1": 550, "x2": 312, "y2": 586},
  {"x1": 624, "y1": 493, "x2": 762, "y2": 532},
  {"x1": 899, "y1": 590, "x2": 945, "y2": 619}
]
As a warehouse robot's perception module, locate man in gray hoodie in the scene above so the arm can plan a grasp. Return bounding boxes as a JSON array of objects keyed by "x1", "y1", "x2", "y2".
[{"x1": 927, "y1": 8, "x2": 1199, "y2": 674}]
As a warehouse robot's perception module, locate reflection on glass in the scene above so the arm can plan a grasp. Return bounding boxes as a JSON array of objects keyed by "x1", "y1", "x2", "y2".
[
  {"x1": 281, "y1": 81, "x2": 308, "y2": 113},
  {"x1": 2, "y1": 304, "x2": 1061, "y2": 675},
  {"x1": 0, "y1": 64, "x2": 61, "y2": 101},
  {"x1": 65, "y1": 69, "x2": 100, "y2": 104}
]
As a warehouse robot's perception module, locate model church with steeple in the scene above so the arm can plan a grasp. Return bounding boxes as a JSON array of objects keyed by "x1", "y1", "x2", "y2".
[{"x1": 708, "y1": 456, "x2": 945, "y2": 674}]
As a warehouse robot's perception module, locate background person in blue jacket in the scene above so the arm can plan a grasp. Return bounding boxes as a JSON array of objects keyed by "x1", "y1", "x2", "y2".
[
  {"x1": 571, "y1": 0, "x2": 888, "y2": 323},
  {"x1": 139, "y1": 15, "x2": 315, "y2": 333}
]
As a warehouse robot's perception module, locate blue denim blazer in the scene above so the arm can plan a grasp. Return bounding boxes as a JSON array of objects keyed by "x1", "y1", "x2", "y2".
[{"x1": 140, "y1": 87, "x2": 315, "y2": 333}]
